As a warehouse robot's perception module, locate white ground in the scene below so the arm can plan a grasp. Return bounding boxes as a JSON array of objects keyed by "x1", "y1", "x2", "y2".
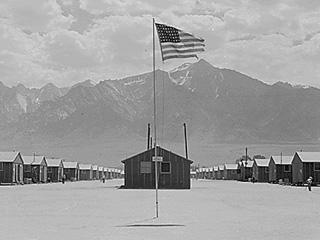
[{"x1": 1, "y1": 180, "x2": 320, "y2": 240}]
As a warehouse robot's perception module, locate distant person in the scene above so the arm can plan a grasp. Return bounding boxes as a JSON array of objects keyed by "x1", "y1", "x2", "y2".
[
  {"x1": 251, "y1": 177, "x2": 255, "y2": 183},
  {"x1": 307, "y1": 177, "x2": 313, "y2": 191},
  {"x1": 62, "y1": 174, "x2": 66, "y2": 184},
  {"x1": 102, "y1": 175, "x2": 105, "y2": 183}
]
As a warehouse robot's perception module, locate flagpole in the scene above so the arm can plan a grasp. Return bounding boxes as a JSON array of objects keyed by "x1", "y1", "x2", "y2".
[{"x1": 153, "y1": 17, "x2": 159, "y2": 218}]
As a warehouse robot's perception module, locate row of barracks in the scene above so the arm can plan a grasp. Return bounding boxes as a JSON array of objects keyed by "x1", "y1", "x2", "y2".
[
  {"x1": 196, "y1": 151, "x2": 320, "y2": 185},
  {"x1": 0, "y1": 151, "x2": 123, "y2": 185}
]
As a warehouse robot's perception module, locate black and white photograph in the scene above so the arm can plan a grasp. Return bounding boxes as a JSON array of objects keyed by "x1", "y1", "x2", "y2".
[{"x1": 1, "y1": 0, "x2": 320, "y2": 239}]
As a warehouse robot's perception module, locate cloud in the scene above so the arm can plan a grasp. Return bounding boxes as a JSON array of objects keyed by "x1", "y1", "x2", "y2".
[
  {"x1": 85, "y1": 15, "x2": 153, "y2": 77},
  {"x1": 41, "y1": 30, "x2": 100, "y2": 69},
  {"x1": 1, "y1": 0, "x2": 320, "y2": 88},
  {"x1": 229, "y1": 34, "x2": 257, "y2": 42},
  {"x1": 0, "y1": 0, "x2": 74, "y2": 32},
  {"x1": 79, "y1": 0, "x2": 154, "y2": 16}
]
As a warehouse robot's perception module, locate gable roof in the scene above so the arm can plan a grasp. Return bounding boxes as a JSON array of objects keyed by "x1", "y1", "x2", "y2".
[
  {"x1": 218, "y1": 165, "x2": 224, "y2": 170},
  {"x1": 32, "y1": 156, "x2": 46, "y2": 165},
  {"x1": 79, "y1": 164, "x2": 92, "y2": 170},
  {"x1": 241, "y1": 160, "x2": 254, "y2": 168},
  {"x1": 224, "y1": 164, "x2": 238, "y2": 170},
  {"x1": 22, "y1": 155, "x2": 34, "y2": 165},
  {"x1": 254, "y1": 158, "x2": 270, "y2": 167},
  {"x1": 46, "y1": 158, "x2": 63, "y2": 167},
  {"x1": 271, "y1": 155, "x2": 293, "y2": 165},
  {"x1": 63, "y1": 161, "x2": 78, "y2": 169},
  {"x1": 98, "y1": 166, "x2": 104, "y2": 171},
  {"x1": 213, "y1": 166, "x2": 218, "y2": 171},
  {"x1": 295, "y1": 152, "x2": 320, "y2": 163},
  {"x1": 0, "y1": 152, "x2": 20, "y2": 163},
  {"x1": 121, "y1": 146, "x2": 193, "y2": 164},
  {"x1": 22, "y1": 155, "x2": 46, "y2": 165},
  {"x1": 92, "y1": 165, "x2": 98, "y2": 171}
]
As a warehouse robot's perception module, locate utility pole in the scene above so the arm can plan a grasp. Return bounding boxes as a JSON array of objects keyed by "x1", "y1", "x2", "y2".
[
  {"x1": 147, "y1": 123, "x2": 151, "y2": 150},
  {"x1": 245, "y1": 147, "x2": 248, "y2": 181},
  {"x1": 152, "y1": 18, "x2": 159, "y2": 218},
  {"x1": 183, "y1": 123, "x2": 188, "y2": 160}
]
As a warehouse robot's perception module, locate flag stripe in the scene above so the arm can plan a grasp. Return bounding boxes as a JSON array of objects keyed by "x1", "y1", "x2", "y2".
[
  {"x1": 161, "y1": 43, "x2": 205, "y2": 49},
  {"x1": 179, "y1": 33, "x2": 203, "y2": 39},
  {"x1": 162, "y1": 48, "x2": 205, "y2": 55},
  {"x1": 180, "y1": 38, "x2": 204, "y2": 43},
  {"x1": 163, "y1": 51, "x2": 201, "y2": 58},
  {"x1": 163, "y1": 54, "x2": 198, "y2": 60}
]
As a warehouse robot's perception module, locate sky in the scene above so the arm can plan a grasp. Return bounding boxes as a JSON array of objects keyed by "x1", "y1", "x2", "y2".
[{"x1": 0, "y1": 0, "x2": 320, "y2": 88}]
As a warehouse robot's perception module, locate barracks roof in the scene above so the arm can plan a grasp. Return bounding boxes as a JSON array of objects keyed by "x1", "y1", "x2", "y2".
[
  {"x1": 46, "y1": 158, "x2": 63, "y2": 167},
  {"x1": 241, "y1": 160, "x2": 254, "y2": 168},
  {"x1": 63, "y1": 161, "x2": 78, "y2": 169},
  {"x1": 224, "y1": 164, "x2": 238, "y2": 170},
  {"x1": 79, "y1": 164, "x2": 92, "y2": 170},
  {"x1": 0, "y1": 152, "x2": 20, "y2": 162},
  {"x1": 295, "y1": 152, "x2": 320, "y2": 163},
  {"x1": 254, "y1": 158, "x2": 270, "y2": 167},
  {"x1": 121, "y1": 146, "x2": 193, "y2": 164},
  {"x1": 271, "y1": 155, "x2": 293, "y2": 165},
  {"x1": 23, "y1": 155, "x2": 46, "y2": 165}
]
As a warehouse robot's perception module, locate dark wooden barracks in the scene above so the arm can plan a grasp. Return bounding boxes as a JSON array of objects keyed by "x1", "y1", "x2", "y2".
[{"x1": 121, "y1": 146, "x2": 193, "y2": 189}]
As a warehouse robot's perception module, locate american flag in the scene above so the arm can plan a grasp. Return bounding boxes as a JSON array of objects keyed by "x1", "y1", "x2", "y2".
[{"x1": 155, "y1": 23, "x2": 205, "y2": 61}]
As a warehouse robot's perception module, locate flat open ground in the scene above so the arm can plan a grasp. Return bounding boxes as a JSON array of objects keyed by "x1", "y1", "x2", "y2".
[{"x1": 1, "y1": 180, "x2": 320, "y2": 240}]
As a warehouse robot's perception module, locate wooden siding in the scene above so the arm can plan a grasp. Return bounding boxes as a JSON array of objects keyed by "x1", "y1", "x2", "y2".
[
  {"x1": 24, "y1": 165, "x2": 47, "y2": 183},
  {"x1": 292, "y1": 154, "x2": 303, "y2": 184},
  {"x1": 224, "y1": 169, "x2": 239, "y2": 180},
  {"x1": 0, "y1": 162, "x2": 23, "y2": 184},
  {"x1": 92, "y1": 170, "x2": 98, "y2": 180},
  {"x1": 79, "y1": 170, "x2": 92, "y2": 180},
  {"x1": 0, "y1": 154, "x2": 24, "y2": 184},
  {"x1": 64, "y1": 168, "x2": 79, "y2": 181},
  {"x1": 23, "y1": 165, "x2": 47, "y2": 183},
  {"x1": 253, "y1": 163, "x2": 269, "y2": 182},
  {"x1": 122, "y1": 146, "x2": 192, "y2": 189},
  {"x1": 0, "y1": 162, "x2": 13, "y2": 184},
  {"x1": 214, "y1": 171, "x2": 219, "y2": 180},
  {"x1": 239, "y1": 165, "x2": 253, "y2": 181},
  {"x1": 269, "y1": 157, "x2": 292, "y2": 183},
  {"x1": 269, "y1": 159, "x2": 277, "y2": 183},
  {"x1": 47, "y1": 167, "x2": 62, "y2": 182},
  {"x1": 291, "y1": 153, "x2": 320, "y2": 184}
]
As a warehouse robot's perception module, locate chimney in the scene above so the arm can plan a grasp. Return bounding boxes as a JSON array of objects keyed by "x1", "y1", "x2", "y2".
[{"x1": 183, "y1": 123, "x2": 188, "y2": 160}]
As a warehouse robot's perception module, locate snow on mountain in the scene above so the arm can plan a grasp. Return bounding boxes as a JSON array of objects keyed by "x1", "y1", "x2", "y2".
[
  {"x1": 16, "y1": 93, "x2": 27, "y2": 112},
  {"x1": 1, "y1": 60, "x2": 320, "y2": 148}
]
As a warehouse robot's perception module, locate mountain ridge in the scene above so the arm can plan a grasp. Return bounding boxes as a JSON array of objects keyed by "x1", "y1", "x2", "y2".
[{"x1": 0, "y1": 60, "x2": 320, "y2": 165}]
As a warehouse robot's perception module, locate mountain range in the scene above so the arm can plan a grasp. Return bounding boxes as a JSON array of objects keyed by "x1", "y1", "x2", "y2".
[{"x1": 1, "y1": 59, "x2": 320, "y2": 165}]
